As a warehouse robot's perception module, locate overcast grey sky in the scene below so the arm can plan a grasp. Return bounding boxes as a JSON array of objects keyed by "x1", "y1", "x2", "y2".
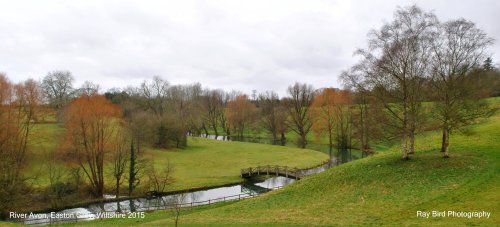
[{"x1": 1, "y1": 0, "x2": 499, "y2": 96}]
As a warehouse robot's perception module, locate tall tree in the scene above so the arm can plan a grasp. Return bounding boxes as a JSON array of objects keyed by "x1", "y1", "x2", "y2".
[
  {"x1": 355, "y1": 5, "x2": 436, "y2": 159},
  {"x1": 220, "y1": 90, "x2": 243, "y2": 136},
  {"x1": 111, "y1": 131, "x2": 129, "y2": 197},
  {"x1": 311, "y1": 88, "x2": 336, "y2": 158},
  {"x1": 78, "y1": 80, "x2": 100, "y2": 96},
  {"x1": 168, "y1": 83, "x2": 204, "y2": 146},
  {"x1": 285, "y1": 82, "x2": 315, "y2": 148},
  {"x1": 341, "y1": 67, "x2": 384, "y2": 155},
  {"x1": 201, "y1": 89, "x2": 225, "y2": 136},
  {"x1": 41, "y1": 70, "x2": 75, "y2": 122},
  {"x1": 258, "y1": 91, "x2": 282, "y2": 142},
  {"x1": 64, "y1": 94, "x2": 121, "y2": 197},
  {"x1": 311, "y1": 88, "x2": 351, "y2": 160},
  {"x1": 430, "y1": 19, "x2": 495, "y2": 158},
  {"x1": 225, "y1": 95, "x2": 257, "y2": 138},
  {"x1": 0, "y1": 75, "x2": 42, "y2": 216}
]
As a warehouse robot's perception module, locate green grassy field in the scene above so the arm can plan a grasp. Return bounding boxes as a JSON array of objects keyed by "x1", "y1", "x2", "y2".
[
  {"x1": 24, "y1": 123, "x2": 328, "y2": 192},
  {"x1": 146, "y1": 137, "x2": 328, "y2": 191},
  {"x1": 66, "y1": 98, "x2": 500, "y2": 226}
]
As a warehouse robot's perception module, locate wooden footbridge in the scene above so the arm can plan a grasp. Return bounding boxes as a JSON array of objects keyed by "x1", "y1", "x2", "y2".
[{"x1": 241, "y1": 165, "x2": 303, "y2": 180}]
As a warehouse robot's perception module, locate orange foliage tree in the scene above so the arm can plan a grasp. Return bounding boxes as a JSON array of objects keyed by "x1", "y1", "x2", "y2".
[
  {"x1": 311, "y1": 88, "x2": 351, "y2": 160},
  {"x1": 225, "y1": 95, "x2": 257, "y2": 138},
  {"x1": 0, "y1": 74, "x2": 42, "y2": 215},
  {"x1": 64, "y1": 94, "x2": 122, "y2": 197}
]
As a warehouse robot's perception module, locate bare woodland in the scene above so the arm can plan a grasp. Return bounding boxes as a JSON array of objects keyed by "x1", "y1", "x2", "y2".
[{"x1": 0, "y1": 4, "x2": 499, "y2": 218}]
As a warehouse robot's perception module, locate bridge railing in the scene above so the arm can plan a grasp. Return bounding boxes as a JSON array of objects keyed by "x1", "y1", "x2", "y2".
[{"x1": 240, "y1": 165, "x2": 302, "y2": 179}]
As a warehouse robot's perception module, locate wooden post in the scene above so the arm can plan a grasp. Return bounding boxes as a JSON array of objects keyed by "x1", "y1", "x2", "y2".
[
  {"x1": 266, "y1": 165, "x2": 269, "y2": 175},
  {"x1": 208, "y1": 199, "x2": 211, "y2": 205},
  {"x1": 285, "y1": 166, "x2": 288, "y2": 177}
]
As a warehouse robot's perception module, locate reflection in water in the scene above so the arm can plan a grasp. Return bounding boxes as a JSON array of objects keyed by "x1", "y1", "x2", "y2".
[
  {"x1": 19, "y1": 136, "x2": 363, "y2": 225},
  {"x1": 21, "y1": 177, "x2": 299, "y2": 225}
]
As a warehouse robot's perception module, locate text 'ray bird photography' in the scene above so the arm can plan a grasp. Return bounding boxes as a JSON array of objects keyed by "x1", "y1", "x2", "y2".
[{"x1": 0, "y1": 0, "x2": 499, "y2": 226}]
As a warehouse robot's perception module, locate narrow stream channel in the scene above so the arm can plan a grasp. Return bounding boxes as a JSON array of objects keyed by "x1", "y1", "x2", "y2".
[{"x1": 13, "y1": 135, "x2": 361, "y2": 225}]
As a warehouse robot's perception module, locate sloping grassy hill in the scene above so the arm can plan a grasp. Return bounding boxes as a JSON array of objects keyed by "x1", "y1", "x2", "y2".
[{"x1": 70, "y1": 98, "x2": 499, "y2": 226}]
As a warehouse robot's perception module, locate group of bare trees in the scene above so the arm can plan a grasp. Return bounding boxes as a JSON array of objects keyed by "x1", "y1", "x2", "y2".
[
  {"x1": 0, "y1": 74, "x2": 44, "y2": 217},
  {"x1": 258, "y1": 91, "x2": 288, "y2": 144},
  {"x1": 0, "y1": 6, "x2": 498, "y2": 216},
  {"x1": 341, "y1": 5, "x2": 497, "y2": 159}
]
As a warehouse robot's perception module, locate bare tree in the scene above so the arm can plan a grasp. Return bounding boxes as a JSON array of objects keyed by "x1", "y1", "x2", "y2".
[
  {"x1": 45, "y1": 149, "x2": 68, "y2": 209},
  {"x1": 125, "y1": 110, "x2": 150, "y2": 196},
  {"x1": 201, "y1": 89, "x2": 225, "y2": 136},
  {"x1": 161, "y1": 193, "x2": 188, "y2": 226},
  {"x1": 168, "y1": 83, "x2": 204, "y2": 146},
  {"x1": 285, "y1": 82, "x2": 316, "y2": 148},
  {"x1": 139, "y1": 76, "x2": 170, "y2": 116},
  {"x1": 111, "y1": 133, "x2": 129, "y2": 197},
  {"x1": 0, "y1": 75, "x2": 42, "y2": 216},
  {"x1": 258, "y1": 91, "x2": 282, "y2": 142},
  {"x1": 341, "y1": 66, "x2": 386, "y2": 156},
  {"x1": 146, "y1": 160, "x2": 175, "y2": 193},
  {"x1": 64, "y1": 94, "x2": 122, "y2": 197},
  {"x1": 355, "y1": 5, "x2": 437, "y2": 159},
  {"x1": 311, "y1": 88, "x2": 352, "y2": 159},
  {"x1": 41, "y1": 70, "x2": 74, "y2": 122},
  {"x1": 78, "y1": 80, "x2": 100, "y2": 96},
  {"x1": 220, "y1": 90, "x2": 243, "y2": 136},
  {"x1": 225, "y1": 95, "x2": 257, "y2": 138},
  {"x1": 429, "y1": 19, "x2": 495, "y2": 158}
]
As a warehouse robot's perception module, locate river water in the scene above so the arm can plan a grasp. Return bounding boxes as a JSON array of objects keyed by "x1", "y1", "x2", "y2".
[{"x1": 14, "y1": 135, "x2": 360, "y2": 225}]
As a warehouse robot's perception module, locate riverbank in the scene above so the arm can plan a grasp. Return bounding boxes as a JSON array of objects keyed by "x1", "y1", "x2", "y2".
[
  {"x1": 66, "y1": 98, "x2": 500, "y2": 226},
  {"x1": 12, "y1": 130, "x2": 328, "y2": 215}
]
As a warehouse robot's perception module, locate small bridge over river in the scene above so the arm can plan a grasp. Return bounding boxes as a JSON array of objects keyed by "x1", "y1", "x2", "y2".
[{"x1": 241, "y1": 165, "x2": 303, "y2": 180}]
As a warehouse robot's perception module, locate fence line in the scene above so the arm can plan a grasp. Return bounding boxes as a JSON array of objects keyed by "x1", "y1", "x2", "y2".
[{"x1": 10, "y1": 186, "x2": 283, "y2": 226}]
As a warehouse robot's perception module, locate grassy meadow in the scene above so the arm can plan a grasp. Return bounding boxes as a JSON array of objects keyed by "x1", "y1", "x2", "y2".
[
  {"x1": 63, "y1": 98, "x2": 500, "y2": 226},
  {"x1": 24, "y1": 122, "x2": 328, "y2": 192}
]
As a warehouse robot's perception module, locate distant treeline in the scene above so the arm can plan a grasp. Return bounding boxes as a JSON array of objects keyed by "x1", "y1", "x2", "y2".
[{"x1": 1, "y1": 4, "x2": 500, "y2": 218}]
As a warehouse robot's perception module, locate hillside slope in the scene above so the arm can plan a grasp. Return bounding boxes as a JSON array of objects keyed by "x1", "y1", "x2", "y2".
[{"x1": 66, "y1": 99, "x2": 500, "y2": 226}]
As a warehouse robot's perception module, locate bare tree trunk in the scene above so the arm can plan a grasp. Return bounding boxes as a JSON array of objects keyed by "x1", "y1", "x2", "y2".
[
  {"x1": 300, "y1": 133, "x2": 307, "y2": 148},
  {"x1": 175, "y1": 210, "x2": 180, "y2": 227},
  {"x1": 408, "y1": 129, "x2": 415, "y2": 154},
  {"x1": 128, "y1": 141, "x2": 136, "y2": 196},
  {"x1": 116, "y1": 178, "x2": 120, "y2": 197},
  {"x1": 213, "y1": 124, "x2": 218, "y2": 137},
  {"x1": 441, "y1": 128, "x2": 450, "y2": 158},
  {"x1": 402, "y1": 134, "x2": 409, "y2": 160},
  {"x1": 328, "y1": 129, "x2": 333, "y2": 163},
  {"x1": 202, "y1": 124, "x2": 209, "y2": 136}
]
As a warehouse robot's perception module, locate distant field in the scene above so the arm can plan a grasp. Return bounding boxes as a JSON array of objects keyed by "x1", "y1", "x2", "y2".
[
  {"x1": 146, "y1": 137, "x2": 328, "y2": 191},
  {"x1": 25, "y1": 123, "x2": 328, "y2": 192},
  {"x1": 68, "y1": 97, "x2": 500, "y2": 226}
]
